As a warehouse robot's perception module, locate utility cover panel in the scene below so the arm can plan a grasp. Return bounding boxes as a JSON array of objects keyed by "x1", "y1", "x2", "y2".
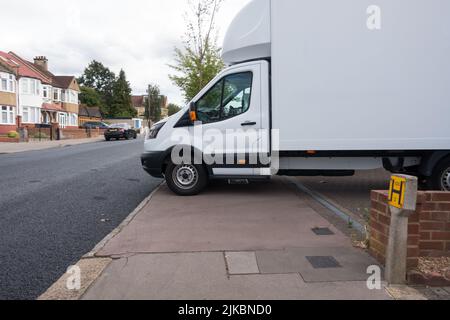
[{"x1": 306, "y1": 256, "x2": 342, "y2": 269}]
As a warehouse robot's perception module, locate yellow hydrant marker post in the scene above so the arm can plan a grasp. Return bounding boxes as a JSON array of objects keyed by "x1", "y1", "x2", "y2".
[
  {"x1": 388, "y1": 176, "x2": 407, "y2": 209},
  {"x1": 385, "y1": 174, "x2": 418, "y2": 285}
]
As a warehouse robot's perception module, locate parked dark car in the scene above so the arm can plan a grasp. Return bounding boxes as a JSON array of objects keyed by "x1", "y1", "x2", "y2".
[
  {"x1": 104, "y1": 123, "x2": 138, "y2": 141},
  {"x1": 81, "y1": 122, "x2": 110, "y2": 129}
]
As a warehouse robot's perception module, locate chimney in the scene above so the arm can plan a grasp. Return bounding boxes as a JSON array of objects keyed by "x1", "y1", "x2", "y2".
[{"x1": 34, "y1": 56, "x2": 48, "y2": 71}]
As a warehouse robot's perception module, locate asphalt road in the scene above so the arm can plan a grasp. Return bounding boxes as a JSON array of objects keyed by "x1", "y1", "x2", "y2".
[{"x1": 0, "y1": 138, "x2": 162, "y2": 300}]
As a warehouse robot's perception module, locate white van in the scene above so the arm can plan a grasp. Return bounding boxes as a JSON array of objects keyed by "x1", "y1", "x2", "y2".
[{"x1": 142, "y1": 0, "x2": 450, "y2": 195}]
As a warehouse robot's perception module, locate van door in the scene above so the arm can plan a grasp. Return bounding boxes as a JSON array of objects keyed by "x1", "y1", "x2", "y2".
[{"x1": 192, "y1": 61, "x2": 270, "y2": 176}]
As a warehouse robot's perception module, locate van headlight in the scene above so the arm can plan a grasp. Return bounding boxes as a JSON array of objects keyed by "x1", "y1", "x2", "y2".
[{"x1": 147, "y1": 122, "x2": 166, "y2": 140}]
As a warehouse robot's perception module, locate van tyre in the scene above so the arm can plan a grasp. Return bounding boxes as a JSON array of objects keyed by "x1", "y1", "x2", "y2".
[
  {"x1": 427, "y1": 156, "x2": 450, "y2": 191},
  {"x1": 165, "y1": 162, "x2": 208, "y2": 196}
]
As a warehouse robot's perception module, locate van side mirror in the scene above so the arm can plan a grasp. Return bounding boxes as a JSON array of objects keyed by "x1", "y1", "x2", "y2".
[{"x1": 189, "y1": 101, "x2": 198, "y2": 122}]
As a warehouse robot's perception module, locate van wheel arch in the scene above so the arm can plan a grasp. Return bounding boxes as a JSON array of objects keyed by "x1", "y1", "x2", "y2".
[
  {"x1": 161, "y1": 146, "x2": 209, "y2": 178},
  {"x1": 418, "y1": 151, "x2": 450, "y2": 178},
  {"x1": 425, "y1": 155, "x2": 450, "y2": 191}
]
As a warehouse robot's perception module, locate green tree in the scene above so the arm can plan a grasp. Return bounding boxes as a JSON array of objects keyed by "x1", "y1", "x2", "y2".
[
  {"x1": 167, "y1": 103, "x2": 181, "y2": 116},
  {"x1": 110, "y1": 70, "x2": 136, "y2": 118},
  {"x1": 145, "y1": 84, "x2": 162, "y2": 126},
  {"x1": 79, "y1": 86, "x2": 105, "y2": 111},
  {"x1": 78, "y1": 60, "x2": 116, "y2": 114},
  {"x1": 169, "y1": 0, "x2": 225, "y2": 102}
]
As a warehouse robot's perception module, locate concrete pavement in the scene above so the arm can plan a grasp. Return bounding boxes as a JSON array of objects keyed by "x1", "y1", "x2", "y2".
[
  {"x1": 0, "y1": 136, "x2": 104, "y2": 154},
  {"x1": 297, "y1": 169, "x2": 391, "y2": 222},
  {"x1": 43, "y1": 178, "x2": 393, "y2": 300}
]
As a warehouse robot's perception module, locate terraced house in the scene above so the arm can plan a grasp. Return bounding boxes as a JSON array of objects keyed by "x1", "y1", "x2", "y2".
[
  {"x1": 0, "y1": 51, "x2": 80, "y2": 131},
  {"x1": 0, "y1": 56, "x2": 18, "y2": 134}
]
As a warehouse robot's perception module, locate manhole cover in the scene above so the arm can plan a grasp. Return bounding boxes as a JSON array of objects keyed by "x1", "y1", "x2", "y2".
[
  {"x1": 94, "y1": 196, "x2": 107, "y2": 201},
  {"x1": 306, "y1": 256, "x2": 342, "y2": 269},
  {"x1": 127, "y1": 178, "x2": 140, "y2": 183},
  {"x1": 29, "y1": 180, "x2": 41, "y2": 184},
  {"x1": 312, "y1": 227, "x2": 334, "y2": 236}
]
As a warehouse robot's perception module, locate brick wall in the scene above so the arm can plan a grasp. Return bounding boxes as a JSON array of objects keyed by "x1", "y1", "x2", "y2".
[
  {"x1": 369, "y1": 191, "x2": 450, "y2": 269},
  {"x1": 0, "y1": 125, "x2": 17, "y2": 135},
  {"x1": 27, "y1": 127, "x2": 52, "y2": 141},
  {"x1": 59, "y1": 128, "x2": 104, "y2": 140},
  {"x1": 0, "y1": 136, "x2": 19, "y2": 143}
]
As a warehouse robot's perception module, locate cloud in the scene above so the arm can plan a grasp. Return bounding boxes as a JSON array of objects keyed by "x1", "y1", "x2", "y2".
[{"x1": 0, "y1": 0, "x2": 251, "y2": 105}]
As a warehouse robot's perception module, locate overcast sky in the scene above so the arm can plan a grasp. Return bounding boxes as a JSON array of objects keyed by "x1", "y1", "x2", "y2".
[{"x1": 0, "y1": 0, "x2": 251, "y2": 105}]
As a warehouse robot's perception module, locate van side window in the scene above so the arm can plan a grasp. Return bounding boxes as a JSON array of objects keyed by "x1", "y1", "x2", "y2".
[
  {"x1": 195, "y1": 72, "x2": 253, "y2": 124},
  {"x1": 222, "y1": 72, "x2": 253, "y2": 120}
]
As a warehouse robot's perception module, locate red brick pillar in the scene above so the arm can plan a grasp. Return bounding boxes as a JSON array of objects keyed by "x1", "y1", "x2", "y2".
[
  {"x1": 369, "y1": 191, "x2": 420, "y2": 269},
  {"x1": 369, "y1": 191, "x2": 450, "y2": 270},
  {"x1": 16, "y1": 115, "x2": 22, "y2": 129}
]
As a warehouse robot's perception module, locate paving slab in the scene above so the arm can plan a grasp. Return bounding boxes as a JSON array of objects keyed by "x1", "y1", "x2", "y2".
[
  {"x1": 225, "y1": 252, "x2": 260, "y2": 275},
  {"x1": 97, "y1": 179, "x2": 352, "y2": 256},
  {"x1": 83, "y1": 253, "x2": 391, "y2": 300},
  {"x1": 385, "y1": 286, "x2": 428, "y2": 300},
  {"x1": 429, "y1": 287, "x2": 450, "y2": 297},
  {"x1": 256, "y1": 247, "x2": 381, "y2": 282}
]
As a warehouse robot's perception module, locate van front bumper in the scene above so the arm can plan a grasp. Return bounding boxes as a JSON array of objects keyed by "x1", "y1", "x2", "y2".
[{"x1": 141, "y1": 151, "x2": 165, "y2": 178}]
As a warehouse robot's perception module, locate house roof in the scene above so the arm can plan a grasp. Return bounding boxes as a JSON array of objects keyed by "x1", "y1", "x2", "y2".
[
  {"x1": 53, "y1": 76, "x2": 77, "y2": 89},
  {"x1": 0, "y1": 57, "x2": 17, "y2": 75},
  {"x1": 79, "y1": 105, "x2": 102, "y2": 118},
  {"x1": 0, "y1": 64, "x2": 12, "y2": 73},
  {"x1": 131, "y1": 95, "x2": 145, "y2": 108},
  {"x1": 2, "y1": 51, "x2": 80, "y2": 90},
  {"x1": 0, "y1": 51, "x2": 48, "y2": 82},
  {"x1": 31, "y1": 63, "x2": 77, "y2": 89}
]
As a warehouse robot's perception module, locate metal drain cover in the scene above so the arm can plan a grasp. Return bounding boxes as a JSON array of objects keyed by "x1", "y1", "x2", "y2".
[
  {"x1": 312, "y1": 227, "x2": 334, "y2": 236},
  {"x1": 306, "y1": 256, "x2": 342, "y2": 269}
]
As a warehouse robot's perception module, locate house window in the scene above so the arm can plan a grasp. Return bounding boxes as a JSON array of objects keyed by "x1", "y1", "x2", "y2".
[
  {"x1": 0, "y1": 106, "x2": 15, "y2": 125},
  {"x1": 30, "y1": 80, "x2": 36, "y2": 95},
  {"x1": 9, "y1": 75, "x2": 14, "y2": 92},
  {"x1": 0, "y1": 73, "x2": 15, "y2": 93},
  {"x1": 21, "y1": 79, "x2": 28, "y2": 94},
  {"x1": 22, "y1": 106, "x2": 40, "y2": 123},
  {"x1": 43, "y1": 86, "x2": 50, "y2": 99},
  {"x1": 53, "y1": 88, "x2": 60, "y2": 101},
  {"x1": 59, "y1": 113, "x2": 67, "y2": 128},
  {"x1": 67, "y1": 113, "x2": 78, "y2": 126},
  {"x1": 68, "y1": 90, "x2": 78, "y2": 104},
  {"x1": 20, "y1": 78, "x2": 40, "y2": 95}
]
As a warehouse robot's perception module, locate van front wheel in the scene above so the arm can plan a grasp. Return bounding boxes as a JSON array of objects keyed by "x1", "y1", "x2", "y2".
[
  {"x1": 427, "y1": 156, "x2": 450, "y2": 191},
  {"x1": 165, "y1": 162, "x2": 208, "y2": 196}
]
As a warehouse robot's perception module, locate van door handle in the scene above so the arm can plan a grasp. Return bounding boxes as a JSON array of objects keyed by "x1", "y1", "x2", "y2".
[{"x1": 241, "y1": 121, "x2": 257, "y2": 127}]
